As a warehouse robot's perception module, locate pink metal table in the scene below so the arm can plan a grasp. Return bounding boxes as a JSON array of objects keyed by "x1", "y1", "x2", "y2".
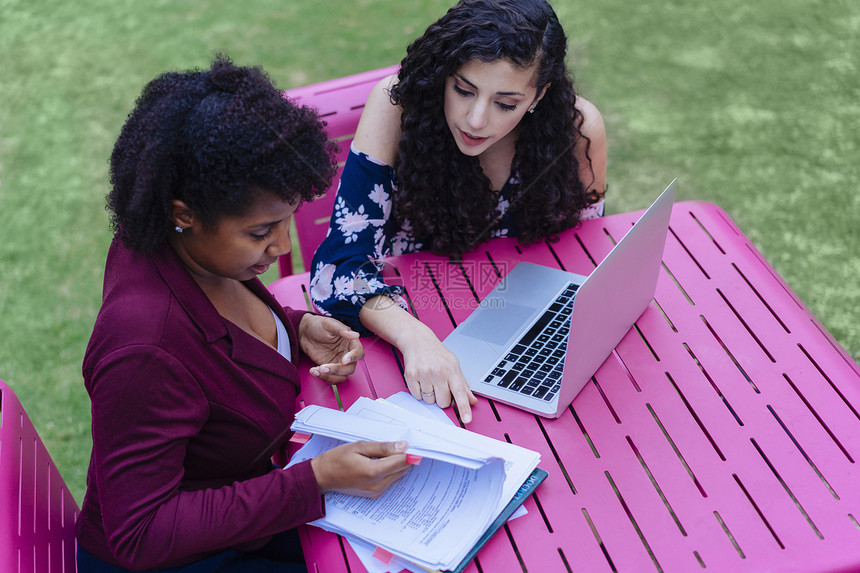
[{"x1": 269, "y1": 201, "x2": 860, "y2": 573}]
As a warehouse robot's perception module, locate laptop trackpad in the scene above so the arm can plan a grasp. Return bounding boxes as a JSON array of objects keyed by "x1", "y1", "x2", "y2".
[{"x1": 462, "y1": 303, "x2": 535, "y2": 346}]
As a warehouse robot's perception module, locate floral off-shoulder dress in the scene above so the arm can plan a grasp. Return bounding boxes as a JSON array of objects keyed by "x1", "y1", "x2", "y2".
[{"x1": 309, "y1": 147, "x2": 604, "y2": 334}]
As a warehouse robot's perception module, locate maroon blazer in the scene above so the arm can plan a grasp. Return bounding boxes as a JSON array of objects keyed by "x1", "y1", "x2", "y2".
[{"x1": 76, "y1": 239, "x2": 325, "y2": 570}]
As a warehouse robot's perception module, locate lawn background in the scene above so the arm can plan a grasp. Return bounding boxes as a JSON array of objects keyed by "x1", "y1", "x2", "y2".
[{"x1": 1, "y1": 0, "x2": 857, "y2": 505}]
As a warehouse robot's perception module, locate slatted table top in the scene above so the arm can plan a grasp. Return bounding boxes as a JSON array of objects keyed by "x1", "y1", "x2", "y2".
[{"x1": 269, "y1": 200, "x2": 860, "y2": 573}]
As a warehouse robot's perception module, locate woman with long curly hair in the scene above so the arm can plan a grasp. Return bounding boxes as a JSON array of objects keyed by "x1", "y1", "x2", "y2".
[
  {"x1": 77, "y1": 56, "x2": 412, "y2": 572},
  {"x1": 310, "y1": 0, "x2": 607, "y2": 423}
]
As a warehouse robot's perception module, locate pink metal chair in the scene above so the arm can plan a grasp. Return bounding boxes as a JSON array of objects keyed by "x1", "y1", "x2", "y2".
[
  {"x1": 1, "y1": 379, "x2": 79, "y2": 572},
  {"x1": 279, "y1": 64, "x2": 400, "y2": 276}
]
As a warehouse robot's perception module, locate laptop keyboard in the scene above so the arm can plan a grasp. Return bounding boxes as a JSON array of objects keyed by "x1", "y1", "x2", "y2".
[{"x1": 481, "y1": 283, "x2": 579, "y2": 401}]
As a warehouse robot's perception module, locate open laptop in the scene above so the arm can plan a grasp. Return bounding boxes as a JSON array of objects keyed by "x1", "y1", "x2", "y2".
[{"x1": 443, "y1": 180, "x2": 676, "y2": 418}]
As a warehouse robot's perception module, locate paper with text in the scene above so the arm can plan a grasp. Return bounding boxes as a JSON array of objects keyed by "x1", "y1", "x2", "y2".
[{"x1": 287, "y1": 397, "x2": 541, "y2": 571}]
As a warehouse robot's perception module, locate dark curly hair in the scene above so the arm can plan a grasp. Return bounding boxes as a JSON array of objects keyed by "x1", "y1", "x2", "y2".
[
  {"x1": 107, "y1": 54, "x2": 338, "y2": 252},
  {"x1": 389, "y1": 0, "x2": 597, "y2": 256}
]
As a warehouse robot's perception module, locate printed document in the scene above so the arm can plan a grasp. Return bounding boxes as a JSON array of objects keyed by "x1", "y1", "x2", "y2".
[{"x1": 288, "y1": 396, "x2": 541, "y2": 572}]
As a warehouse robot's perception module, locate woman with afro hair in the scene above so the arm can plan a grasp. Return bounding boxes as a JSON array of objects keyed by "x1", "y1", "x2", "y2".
[
  {"x1": 76, "y1": 56, "x2": 412, "y2": 572},
  {"x1": 310, "y1": 0, "x2": 607, "y2": 424}
]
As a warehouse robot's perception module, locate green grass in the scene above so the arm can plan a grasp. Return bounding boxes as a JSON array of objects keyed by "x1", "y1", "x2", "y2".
[{"x1": 1, "y1": 0, "x2": 857, "y2": 505}]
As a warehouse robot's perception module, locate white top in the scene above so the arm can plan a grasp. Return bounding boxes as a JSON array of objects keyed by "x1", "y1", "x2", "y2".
[{"x1": 270, "y1": 307, "x2": 292, "y2": 362}]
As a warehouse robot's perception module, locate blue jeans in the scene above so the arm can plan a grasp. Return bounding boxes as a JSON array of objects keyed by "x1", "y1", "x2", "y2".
[{"x1": 77, "y1": 530, "x2": 308, "y2": 572}]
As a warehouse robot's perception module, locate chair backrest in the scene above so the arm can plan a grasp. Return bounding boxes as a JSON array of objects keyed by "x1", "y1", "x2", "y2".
[
  {"x1": 0, "y1": 379, "x2": 79, "y2": 572},
  {"x1": 279, "y1": 64, "x2": 400, "y2": 276}
]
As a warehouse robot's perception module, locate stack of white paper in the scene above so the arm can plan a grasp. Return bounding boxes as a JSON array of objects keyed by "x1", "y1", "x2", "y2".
[{"x1": 288, "y1": 396, "x2": 541, "y2": 572}]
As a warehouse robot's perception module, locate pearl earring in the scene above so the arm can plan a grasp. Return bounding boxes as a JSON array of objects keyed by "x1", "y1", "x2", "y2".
[{"x1": 175, "y1": 225, "x2": 184, "y2": 233}]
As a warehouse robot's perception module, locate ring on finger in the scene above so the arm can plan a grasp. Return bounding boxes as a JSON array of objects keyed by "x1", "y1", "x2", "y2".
[{"x1": 421, "y1": 390, "x2": 435, "y2": 398}]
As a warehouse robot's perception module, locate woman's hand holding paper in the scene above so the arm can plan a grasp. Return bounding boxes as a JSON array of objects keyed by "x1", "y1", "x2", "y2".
[{"x1": 311, "y1": 440, "x2": 411, "y2": 498}]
